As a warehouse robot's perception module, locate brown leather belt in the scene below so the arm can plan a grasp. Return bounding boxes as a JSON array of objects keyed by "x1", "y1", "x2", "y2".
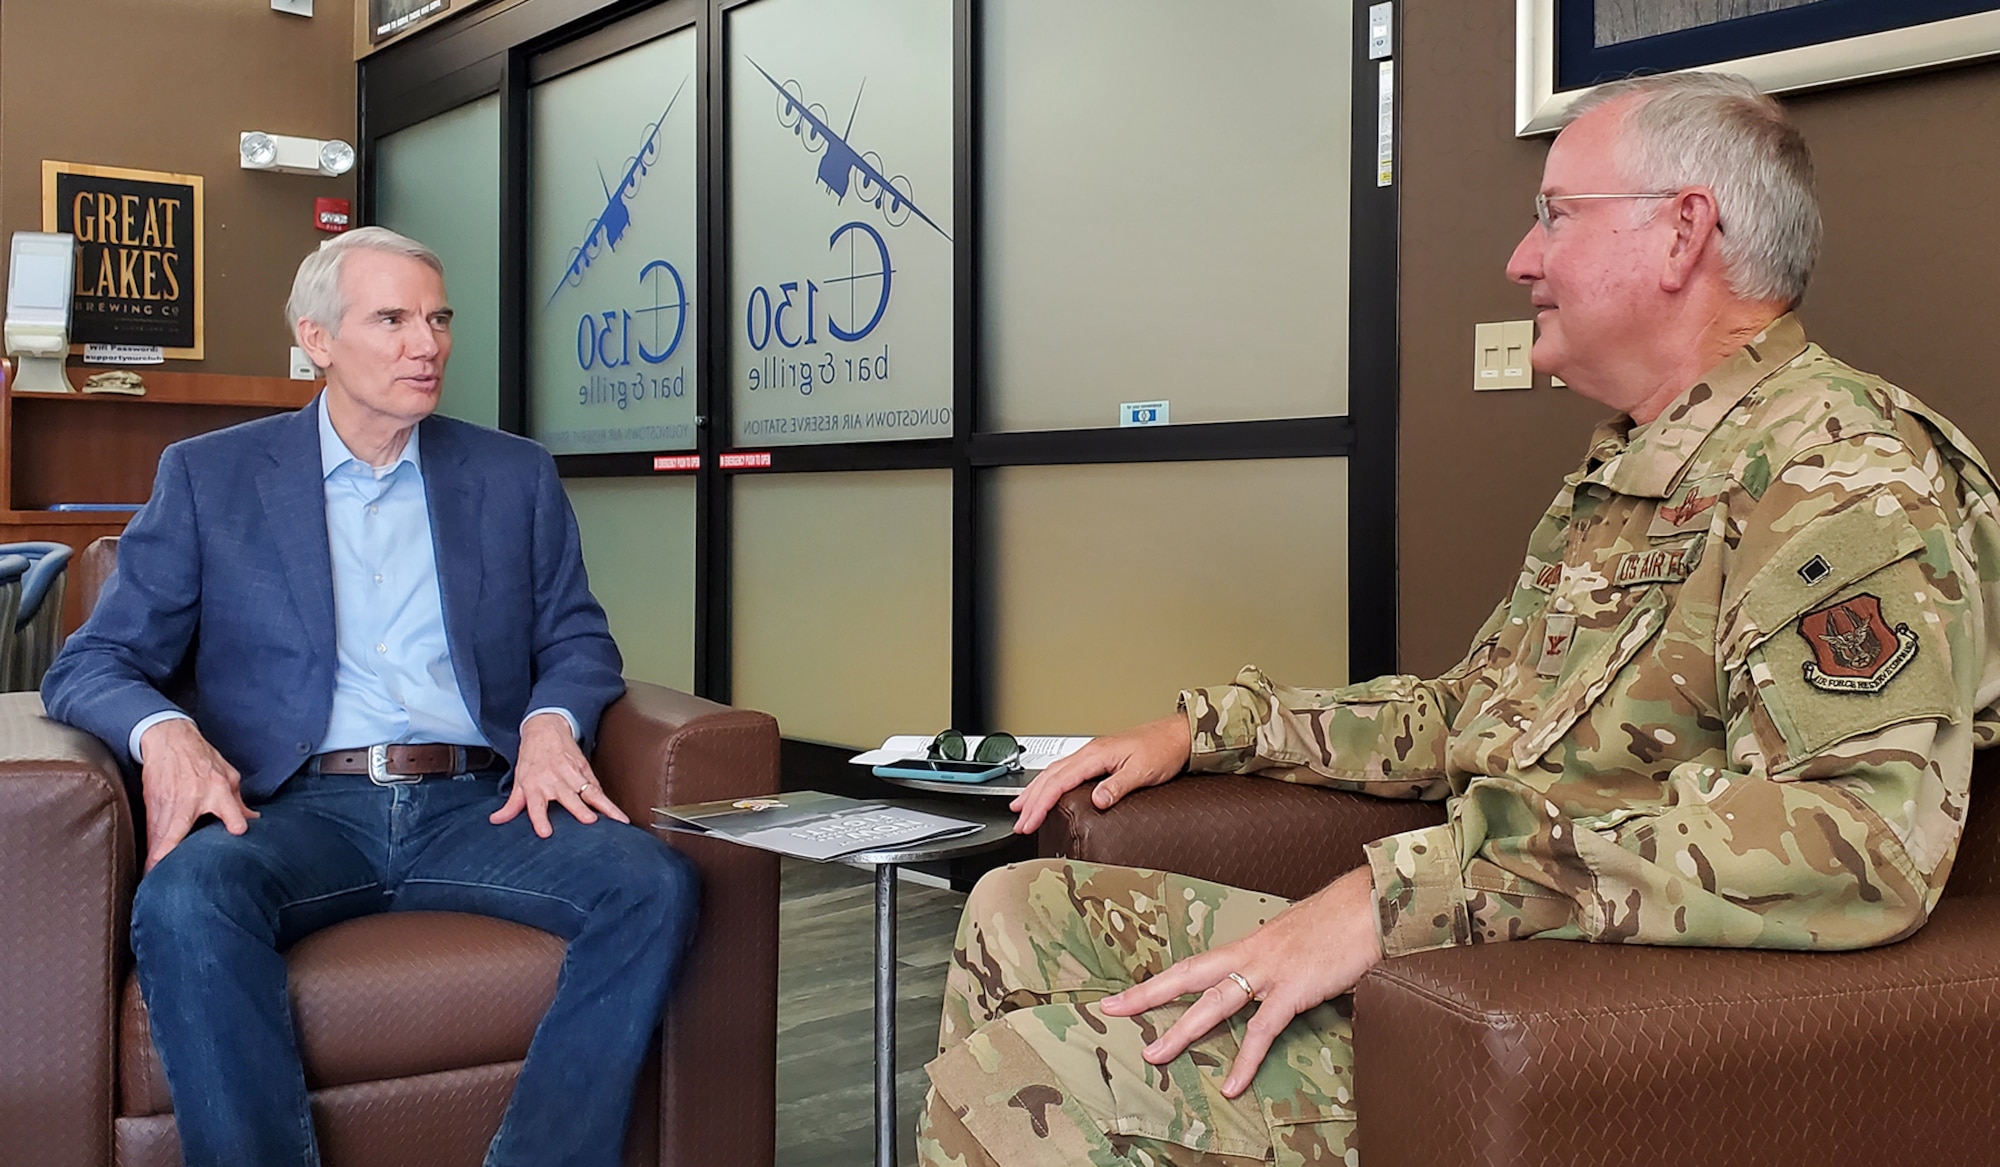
[{"x1": 309, "y1": 744, "x2": 503, "y2": 785}]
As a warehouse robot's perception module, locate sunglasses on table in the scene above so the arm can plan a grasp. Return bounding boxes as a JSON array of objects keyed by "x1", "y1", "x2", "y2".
[{"x1": 927, "y1": 730, "x2": 1025, "y2": 771}]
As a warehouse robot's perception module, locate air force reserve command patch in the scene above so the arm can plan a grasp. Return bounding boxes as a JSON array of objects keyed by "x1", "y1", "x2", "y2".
[{"x1": 1797, "y1": 593, "x2": 1919, "y2": 693}]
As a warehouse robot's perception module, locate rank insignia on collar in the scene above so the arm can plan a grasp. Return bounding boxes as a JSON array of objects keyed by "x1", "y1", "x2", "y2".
[
  {"x1": 1797, "y1": 593, "x2": 1918, "y2": 693},
  {"x1": 1799, "y1": 555, "x2": 1831, "y2": 585},
  {"x1": 1537, "y1": 613, "x2": 1577, "y2": 678}
]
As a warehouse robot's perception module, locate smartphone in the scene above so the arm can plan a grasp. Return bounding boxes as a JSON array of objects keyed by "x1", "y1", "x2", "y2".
[{"x1": 871, "y1": 759, "x2": 1012, "y2": 783}]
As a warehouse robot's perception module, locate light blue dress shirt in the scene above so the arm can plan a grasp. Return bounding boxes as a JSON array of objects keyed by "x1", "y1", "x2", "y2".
[
  {"x1": 129, "y1": 398, "x2": 576, "y2": 764},
  {"x1": 313, "y1": 399, "x2": 485, "y2": 752}
]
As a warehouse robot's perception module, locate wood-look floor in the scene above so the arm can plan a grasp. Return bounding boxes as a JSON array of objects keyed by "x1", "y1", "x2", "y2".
[{"x1": 777, "y1": 858, "x2": 966, "y2": 1167}]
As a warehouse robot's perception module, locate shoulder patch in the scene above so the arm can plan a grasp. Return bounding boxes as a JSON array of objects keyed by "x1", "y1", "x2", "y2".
[{"x1": 1796, "y1": 594, "x2": 1919, "y2": 694}]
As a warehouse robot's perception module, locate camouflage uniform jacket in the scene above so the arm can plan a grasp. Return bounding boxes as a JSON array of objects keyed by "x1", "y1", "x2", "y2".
[{"x1": 1182, "y1": 314, "x2": 2000, "y2": 957}]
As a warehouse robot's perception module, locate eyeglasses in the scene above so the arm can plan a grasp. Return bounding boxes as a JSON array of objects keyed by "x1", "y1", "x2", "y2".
[
  {"x1": 928, "y1": 730, "x2": 1025, "y2": 770},
  {"x1": 1533, "y1": 191, "x2": 1680, "y2": 233}
]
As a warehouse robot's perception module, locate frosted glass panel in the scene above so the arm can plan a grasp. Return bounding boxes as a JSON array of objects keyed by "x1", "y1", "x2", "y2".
[
  {"x1": 728, "y1": 0, "x2": 955, "y2": 445},
  {"x1": 566, "y1": 477, "x2": 697, "y2": 693},
  {"x1": 733, "y1": 471, "x2": 951, "y2": 747},
  {"x1": 982, "y1": 1, "x2": 1352, "y2": 431},
  {"x1": 985, "y1": 459, "x2": 1349, "y2": 734},
  {"x1": 531, "y1": 31, "x2": 699, "y2": 454},
  {"x1": 376, "y1": 96, "x2": 501, "y2": 428}
]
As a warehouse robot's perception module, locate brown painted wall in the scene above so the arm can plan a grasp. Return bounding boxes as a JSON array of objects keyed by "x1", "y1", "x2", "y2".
[
  {"x1": 0, "y1": 0, "x2": 358, "y2": 376},
  {"x1": 1398, "y1": 1, "x2": 2000, "y2": 676}
]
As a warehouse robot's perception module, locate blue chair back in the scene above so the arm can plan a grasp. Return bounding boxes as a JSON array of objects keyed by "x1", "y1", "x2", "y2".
[
  {"x1": 0, "y1": 555, "x2": 28, "y2": 668},
  {"x1": 12, "y1": 543, "x2": 72, "y2": 631},
  {"x1": 0, "y1": 542, "x2": 71, "y2": 691}
]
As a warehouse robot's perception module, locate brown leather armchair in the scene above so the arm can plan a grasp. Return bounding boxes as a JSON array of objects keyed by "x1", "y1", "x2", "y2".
[
  {"x1": 1043, "y1": 759, "x2": 2000, "y2": 1166},
  {"x1": 1, "y1": 538, "x2": 781, "y2": 1167}
]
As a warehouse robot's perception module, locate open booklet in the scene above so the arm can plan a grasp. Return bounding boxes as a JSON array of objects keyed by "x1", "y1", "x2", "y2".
[
  {"x1": 656, "y1": 791, "x2": 985, "y2": 862},
  {"x1": 847, "y1": 734, "x2": 1093, "y2": 771}
]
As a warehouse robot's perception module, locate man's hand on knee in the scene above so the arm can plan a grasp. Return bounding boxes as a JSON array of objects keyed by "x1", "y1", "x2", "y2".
[
  {"x1": 491, "y1": 711, "x2": 630, "y2": 838},
  {"x1": 139, "y1": 718, "x2": 258, "y2": 872},
  {"x1": 1098, "y1": 866, "x2": 1383, "y2": 1098},
  {"x1": 1008, "y1": 714, "x2": 1192, "y2": 834}
]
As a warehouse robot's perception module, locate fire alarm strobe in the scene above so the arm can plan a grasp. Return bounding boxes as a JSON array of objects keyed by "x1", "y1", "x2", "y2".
[{"x1": 314, "y1": 197, "x2": 351, "y2": 233}]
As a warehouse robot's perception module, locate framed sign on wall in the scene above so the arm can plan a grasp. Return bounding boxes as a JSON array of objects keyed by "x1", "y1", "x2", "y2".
[
  {"x1": 40, "y1": 160, "x2": 204, "y2": 359},
  {"x1": 358, "y1": 0, "x2": 502, "y2": 56},
  {"x1": 371, "y1": 0, "x2": 452, "y2": 43},
  {"x1": 1518, "y1": 0, "x2": 2000, "y2": 134}
]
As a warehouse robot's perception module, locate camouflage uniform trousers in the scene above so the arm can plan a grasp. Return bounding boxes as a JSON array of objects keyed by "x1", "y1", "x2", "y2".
[{"x1": 919, "y1": 859, "x2": 1358, "y2": 1167}]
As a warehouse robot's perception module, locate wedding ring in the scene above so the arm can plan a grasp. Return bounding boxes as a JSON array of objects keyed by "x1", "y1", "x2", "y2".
[{"x1": 1225, "y1": 971, "x2": 1258, "y2": 1000}]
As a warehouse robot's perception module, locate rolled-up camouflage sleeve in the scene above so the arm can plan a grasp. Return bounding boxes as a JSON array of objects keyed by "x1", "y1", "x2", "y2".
[
  {"x1": 1178, "y1": 599, "x2": 1511, "y2": 801},
  {"x1": 1364, "y1": 433, "x2": 1997, "y2": 958}
]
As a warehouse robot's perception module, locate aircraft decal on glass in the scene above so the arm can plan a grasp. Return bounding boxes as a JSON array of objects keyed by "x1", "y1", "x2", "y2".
[
  {"x1": 549, "y1": 74, "x2": 692, "y2": 306},
  {"x1": 744, "y1": 57, "x2": 950, "y2": 242}
]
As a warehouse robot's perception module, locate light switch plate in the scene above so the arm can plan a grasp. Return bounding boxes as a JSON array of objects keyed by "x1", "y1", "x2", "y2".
[
  {"x1": 1474, "y1": 320, "x2": 1534, "y2": 391},
  {"x1": 272, "y1": 0, "x2": 313, "y2": 15},
  {"x1": 289, "y1": 346, "x2": 318, "y2": 380}
]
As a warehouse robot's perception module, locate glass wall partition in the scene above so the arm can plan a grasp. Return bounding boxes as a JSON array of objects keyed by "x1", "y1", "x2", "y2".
[
  {"x1": 726, "y1": 0, "x2": 956, "y2": 446},
  {"x1": 732, "y1": 471, "x2": 952, "y2": 747},
  {"x1": 983, "y1": 458, "x2": 1351, "y2": 734},
  {"x1": 981, "y1": 0, "x2": 1354, "y2": 431},
  {"x1": 567, "y1": 478, "x2": 698, "y2": 691},
  {"x1": 529, "y1": 28, "x2": 700, "y2": 454},
  {"x1": 362, "y1": 0, "x2": 1396, "y2": 763},
  {"x1": 375, "y1": 95, "x2": 503, "y2": 427}
]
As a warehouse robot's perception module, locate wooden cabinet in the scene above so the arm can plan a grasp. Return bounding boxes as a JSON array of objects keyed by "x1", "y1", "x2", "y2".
[{"x1": 0, "y1": 363, "x2": 316, "y2": 634}]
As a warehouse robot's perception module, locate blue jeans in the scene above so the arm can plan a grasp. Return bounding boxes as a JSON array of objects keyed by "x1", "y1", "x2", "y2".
[{"x1": 128, "y1": 771, "x2": 700, "y2": 1167}]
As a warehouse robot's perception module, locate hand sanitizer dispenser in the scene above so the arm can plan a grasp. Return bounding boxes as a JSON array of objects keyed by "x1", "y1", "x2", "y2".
[{"x1": 5, "y1": 232, "x2": 77, "y2": 394}]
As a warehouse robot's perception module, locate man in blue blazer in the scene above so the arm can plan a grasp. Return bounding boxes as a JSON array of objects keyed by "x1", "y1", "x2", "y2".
[{"x1": 43, "y1": 227, "x2": 697, "y2": 1167}]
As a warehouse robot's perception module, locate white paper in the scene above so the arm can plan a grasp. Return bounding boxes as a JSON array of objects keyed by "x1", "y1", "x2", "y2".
[{"x1": 849, "y1": 733, "x2": 1092, "y2": 771}]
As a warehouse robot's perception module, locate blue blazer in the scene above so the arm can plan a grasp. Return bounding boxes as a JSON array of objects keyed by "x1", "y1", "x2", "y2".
[{"x1": 43, "y1": 402, "x2": 624, "y2": 799}]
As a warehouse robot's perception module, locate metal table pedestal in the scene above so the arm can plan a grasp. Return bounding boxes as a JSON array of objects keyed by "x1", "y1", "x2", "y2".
[
  {"x1": 843, "y1": 808, "x2": 1016, "y2": 1167},
  {"x1": 875, "y1": 862, "x2": 901, "y2": 1167}
]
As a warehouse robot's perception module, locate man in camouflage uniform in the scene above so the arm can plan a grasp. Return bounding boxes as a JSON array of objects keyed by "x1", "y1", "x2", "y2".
[{"x1": 918, "y1": 72, "x2": 2000, "y2": 1167}]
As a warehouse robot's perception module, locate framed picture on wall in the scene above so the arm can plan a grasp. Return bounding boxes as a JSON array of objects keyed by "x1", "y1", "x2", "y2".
[
  {"x1": 41, "y1": 161, "x2": 204, "y2": 360},
  {"x1": 360, "y1": 0, "x2": 499, "y2": 52},
  {"x1": 1517, "y1": 0, "x2": 2000, "y2": 134},
  {"x1": 370, "y1": 0, "x2": 449, "y2": 44}
]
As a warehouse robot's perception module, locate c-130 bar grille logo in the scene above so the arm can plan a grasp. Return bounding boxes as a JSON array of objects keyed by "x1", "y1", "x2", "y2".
[{"x1": 746, "y1": 58, "x2": 950, "y2": 242}]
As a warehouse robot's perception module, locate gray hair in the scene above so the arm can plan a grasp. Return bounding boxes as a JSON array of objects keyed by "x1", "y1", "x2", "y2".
[
  {"x1": 1565, "y1": 72, "x2": 1820, "y2": 307},
  {"x1": 285, "y1": 225, "x2": 446, "y2": 344}
]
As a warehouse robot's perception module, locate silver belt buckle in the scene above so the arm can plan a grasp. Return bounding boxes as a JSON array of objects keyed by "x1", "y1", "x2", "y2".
[{"x1": 367, "y1": 743, "x2": 418, "y2": 786}]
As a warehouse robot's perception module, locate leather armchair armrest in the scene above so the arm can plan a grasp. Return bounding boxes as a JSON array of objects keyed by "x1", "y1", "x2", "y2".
[
  {"x1": 1353, "y1": 893, "x2": 2000, "y2": 1167},
  {"x1": 0, "y1": 693, "x2": 135, "y2": 1167},
  {"x1": 593, "y1": 681, "x2": 781, "y2": 819},
  {"x1": 77, "y1": 536, "x2": 119, "y2": 622},
  {"x1": 591, "y1": 680, "x2": 780, "y2": 1167},
  {"x1": 1040, "y1": 775, "x2": 1446, "y2": 900}
]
